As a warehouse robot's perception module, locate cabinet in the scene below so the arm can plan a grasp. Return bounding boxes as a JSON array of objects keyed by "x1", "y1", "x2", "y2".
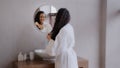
[{"x1": 13, "y1": 57, "x2": 88, "y2": 68}]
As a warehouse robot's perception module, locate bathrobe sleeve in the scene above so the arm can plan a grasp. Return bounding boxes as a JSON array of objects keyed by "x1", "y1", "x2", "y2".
[{"x1": 45, "y1": 29, "x2": 67, "y2": 56}]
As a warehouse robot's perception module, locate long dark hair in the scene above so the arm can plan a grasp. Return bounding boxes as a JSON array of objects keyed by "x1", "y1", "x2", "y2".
[
  {"x1": 34, "y1": 11, "x2": 44, "y2": 24},
  {"x1": 51, "y1": 8, "x2": 70, "y2": 40}
]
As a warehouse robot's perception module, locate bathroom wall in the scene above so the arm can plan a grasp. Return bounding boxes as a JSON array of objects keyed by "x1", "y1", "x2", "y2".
[
  {"x1": 106, "y1": 0, "x2": 120, "y2": 68},
  {"x1": 0, "y1": 0, "x2": 100, "y2": 68}
]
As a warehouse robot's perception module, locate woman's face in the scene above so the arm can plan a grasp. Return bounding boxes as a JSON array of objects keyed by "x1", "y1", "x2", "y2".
[{"x1": 39, "y1": 13, "x2": 45, "y2": 24}]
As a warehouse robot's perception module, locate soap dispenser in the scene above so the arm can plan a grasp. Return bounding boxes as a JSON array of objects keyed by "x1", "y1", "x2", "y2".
[{"x1": 23, "y1": 53, "x2": 27, "y2": 61}]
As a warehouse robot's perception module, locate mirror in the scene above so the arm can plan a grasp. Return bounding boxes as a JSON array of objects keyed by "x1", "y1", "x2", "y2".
[{"x1": 34, "y1": 5, "x2": 57, "y2": 33}]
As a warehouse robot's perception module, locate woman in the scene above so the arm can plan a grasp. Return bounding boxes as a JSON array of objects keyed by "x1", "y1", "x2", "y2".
[
  {"x1": 34, "y1": 11, "x2": 52, "y2": 33},
  {"x1": 45, "y1": 8, "x2": 78, "y2": 68}
]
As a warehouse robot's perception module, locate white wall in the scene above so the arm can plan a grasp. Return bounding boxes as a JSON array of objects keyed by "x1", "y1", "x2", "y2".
[
  {"x1": 74, "y1": 1, "x2": 100, "y2": 68},
  {"x1": 106, "y1": 0, "x2": 120, "y2": 68},
  {"x1": 0, "y1": 0, "x2": 100, "y2": 68}
]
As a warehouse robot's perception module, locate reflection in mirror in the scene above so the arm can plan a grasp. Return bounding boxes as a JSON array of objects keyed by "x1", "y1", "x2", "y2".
[{"x1": 34, "y1": 5, "x2": 57, "y2": 33}]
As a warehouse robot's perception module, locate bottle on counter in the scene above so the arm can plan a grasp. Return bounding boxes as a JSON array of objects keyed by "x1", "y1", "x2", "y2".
[
  {"x1": 23, "y1": 53, "x2": 27, "y2": 61},
  {"x1": 18, "y1": 52, "x2": 24, "y2": 61},
  {"x1": 29, "y1": 52, "x2": 34, "y2": 61}
]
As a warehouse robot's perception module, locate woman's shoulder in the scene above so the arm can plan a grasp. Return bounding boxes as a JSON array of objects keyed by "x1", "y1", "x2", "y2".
[
  {"x1": 63, "y1": 23, "x2": 73, "y2": 30},
  {"x1": 60, "y1": 24, "x2": 73, "y2": 34},
  {"x1": 44, "y1": 22, "x2": 51, "y2": 26},
  {"x1": 56, "y1": 24, "x2": 74, "y2": 38}
]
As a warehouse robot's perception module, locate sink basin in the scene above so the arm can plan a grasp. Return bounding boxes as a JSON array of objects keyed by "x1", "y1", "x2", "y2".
[{"x1": 34, "y1": 49, "x2": 55, "y2": 60}]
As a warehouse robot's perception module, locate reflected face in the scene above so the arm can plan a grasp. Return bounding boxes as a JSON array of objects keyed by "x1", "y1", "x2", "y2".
[{"x1": 39, "y1": 13, "x2": 45, "y2": 24}]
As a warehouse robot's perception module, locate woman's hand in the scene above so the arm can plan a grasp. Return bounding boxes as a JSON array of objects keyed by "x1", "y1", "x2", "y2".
[
  {"x1": 47, "y1": 33, "x2": 51, "y2": 41},
  {"x1": 35, "y1": 22, "x2": 43, "y2": 30},
  {"x1": 39, "y1": 24, "x2": 43, "y2": 29}
]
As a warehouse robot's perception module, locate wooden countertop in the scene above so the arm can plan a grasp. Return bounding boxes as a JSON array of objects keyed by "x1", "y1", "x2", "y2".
[{"x1": 14, "y1": 57, "x2": 88, "y2": 68}]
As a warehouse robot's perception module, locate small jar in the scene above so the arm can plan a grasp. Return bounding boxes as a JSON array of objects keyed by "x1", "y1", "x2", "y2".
[{"x1": 29, "y1": 52, "x2": 34, "y2": 61}]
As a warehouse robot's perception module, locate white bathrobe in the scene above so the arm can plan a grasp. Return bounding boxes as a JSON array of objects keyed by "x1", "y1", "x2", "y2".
[
  {"x1": 45, "y1": 24, "x2": 78, "y2": 68},
  {"x1": 41, "y1": 22, "x2": 52, "y2": 33}
]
